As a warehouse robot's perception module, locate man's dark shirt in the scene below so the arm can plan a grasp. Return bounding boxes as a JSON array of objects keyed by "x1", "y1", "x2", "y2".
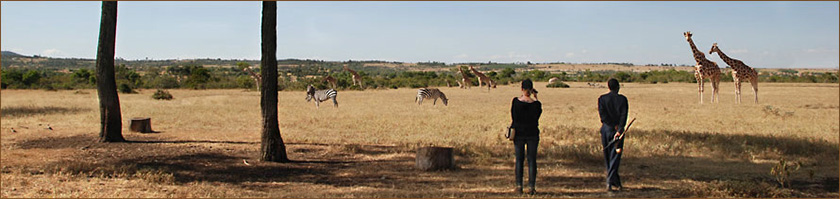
[{"x1": 598, "y1": 91, "x2": 628, "y2": 133}]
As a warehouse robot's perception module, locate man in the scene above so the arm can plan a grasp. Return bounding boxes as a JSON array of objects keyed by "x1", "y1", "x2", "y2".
[{"x1": 598, "y1": 78, "x2": 628, "y2": 192}]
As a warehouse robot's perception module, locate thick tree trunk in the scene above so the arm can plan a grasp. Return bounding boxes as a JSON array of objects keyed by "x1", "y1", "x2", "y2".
[
  {"x1": 95, "y1": 1, "x2": 124, "y2": 142},
  {"x1": 259, "y1": 1, "x2": 289, "y2": 162}
]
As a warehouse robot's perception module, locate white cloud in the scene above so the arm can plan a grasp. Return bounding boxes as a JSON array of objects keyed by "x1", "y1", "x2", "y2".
[
  {"x1": 42, "y1": 49, "x2": 61, "y2": 56},
  {"x1": 565, "y1": 52, "x2": 576, "y2": 57},
  {"x1": 486, "y1": 52, "x2": 533, "y2": 62},
  {"x1": 454, "y1": 54, "x2": 468, "y2": 59},
  {"x1": 728, "y1": 49, "x2": 749, "y2": 54},
  {"x1": 804, "y1": 49, "x2": 839, "y2": 54}
]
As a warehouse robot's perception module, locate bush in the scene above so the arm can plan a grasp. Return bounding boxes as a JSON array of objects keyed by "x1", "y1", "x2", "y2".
[
  {"x1": 152, "y1": 89, "x2": 173, "y2": 100},
  {"x1": 546, "y1": 81, "x2": 570, "y2": 88},
  {"x1": 118, "y1": 83, "x2": 134, "y2": 93}
]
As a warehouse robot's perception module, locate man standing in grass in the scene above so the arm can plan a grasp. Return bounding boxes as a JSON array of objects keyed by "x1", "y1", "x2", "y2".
[{"x1": 598, "y1": 78, "x2": 628, "y2": 192}]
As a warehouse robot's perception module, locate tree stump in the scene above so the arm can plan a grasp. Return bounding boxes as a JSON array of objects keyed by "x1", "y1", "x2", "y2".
[
  {"x1": 129, "y1": 117, "x2": 153, "y2": 133},
  {"x1": 416, "y1": 146, "x2": 454, "y2": 171}
]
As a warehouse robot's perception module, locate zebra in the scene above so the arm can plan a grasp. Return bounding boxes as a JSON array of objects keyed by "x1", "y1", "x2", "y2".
[
  {"x1": 415, "y1": 88, "x2": 448, "y2": 106},
  {"x1": 306, "y1": 85, "x2": 338, "y2": 108}
]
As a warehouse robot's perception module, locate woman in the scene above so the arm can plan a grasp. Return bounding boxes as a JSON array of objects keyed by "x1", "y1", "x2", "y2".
[{"x1": 510, "y1": 79, "x2": 542, "y2": 195}]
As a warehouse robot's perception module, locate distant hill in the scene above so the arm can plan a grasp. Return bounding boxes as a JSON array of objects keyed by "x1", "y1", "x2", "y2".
[{"x1": 1, "y1": 51, "x2": 26, "y2": 58}]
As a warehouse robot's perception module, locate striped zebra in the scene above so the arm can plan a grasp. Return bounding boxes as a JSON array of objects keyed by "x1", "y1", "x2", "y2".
[
  {"x1": 415, "y1": 88, "x2": 448, "y2": 106},
  {"x1": 306, "y1": 85, "x2": 338, "y2": 108}
]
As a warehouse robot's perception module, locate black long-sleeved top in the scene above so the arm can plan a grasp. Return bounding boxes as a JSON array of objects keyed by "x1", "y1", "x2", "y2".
[
  {"x1": 598, "y1": 91, "x2": 629, "y2": 133},
  {"x1": 511, "y1": 97, "x2": 542, "y2": 138}
]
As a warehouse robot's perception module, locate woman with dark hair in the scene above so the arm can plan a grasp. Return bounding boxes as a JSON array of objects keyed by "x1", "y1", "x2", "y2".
[{"x1": 510, "y1": 79, "x2": 542, "y2": 195}]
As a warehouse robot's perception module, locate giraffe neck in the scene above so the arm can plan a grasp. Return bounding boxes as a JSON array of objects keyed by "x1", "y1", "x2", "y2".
[
  {"x1": 471, "y1": 68, "x2": 486, "y2": 78},
  {"x1": 346, "y1": 68, "x2": 358, "y2": 76},
  {"x1": 686, "y1": 38, "x2": 706, "y2": 63},
  {"x1": 713, "y1": 49, "x2": 743, "y2": 70}
]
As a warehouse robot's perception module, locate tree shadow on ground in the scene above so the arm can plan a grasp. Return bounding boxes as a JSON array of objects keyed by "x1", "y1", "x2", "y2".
[
  {"x1": 12, "y1": 129, "x2": 839, "y2": 197},
  {"x1": 0, "y1": 105, "x2": 90, "y2": 118}
]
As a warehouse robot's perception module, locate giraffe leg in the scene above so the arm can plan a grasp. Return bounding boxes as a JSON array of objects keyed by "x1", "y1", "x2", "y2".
[
  {"x1": 713, "y1": 78, "x2": 720, "y2": 103},
  {"x1": 734, "y1": 80, "x2": 741, "y2": 104},
  {"x1": 751, "y1": 79, "x2": 759, "y2": 104},
  {"x1": 711, "y1": 77, "x2": 719, "y2": 103},
  {"x1": 698, "y1": 79, "x2": 705, "y2": 104}
]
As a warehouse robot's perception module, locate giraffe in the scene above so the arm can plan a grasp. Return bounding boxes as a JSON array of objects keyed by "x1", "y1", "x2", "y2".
[
  {"x1": 242, "y1": 66, "x2": 262, "y2": 90},
  {"x1": 322, "y1": 75, "x2": 337, "y2": 89},
  {"x1": 343, "y1": 65, "x2": 363, "y2": 88},
  {"x1": 457, "y1": 66, "x2": 472, "y2": 89},
  {"x1": 469, "y1": 66, "x2": 496, "y2": 90},
  {"x1": 684, "y1": 31, "x2": 721, "y2": 104},
  {"x1": 709, "y1": 43, "x2": 758, "y2": 104}
]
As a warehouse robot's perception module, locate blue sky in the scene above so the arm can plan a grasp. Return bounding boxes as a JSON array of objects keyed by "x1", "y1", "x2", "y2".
[{"x1": 2, "y1": 1, "x2": 838, "y2": 68}]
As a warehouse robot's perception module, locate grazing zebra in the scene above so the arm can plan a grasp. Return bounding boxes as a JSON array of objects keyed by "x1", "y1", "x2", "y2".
[
  {"x1": 416, "y1": 88, "x2": 448, "y2": 106},
  {"x1": 306, "y1": 85, "x2": 338, "y2": 108}
]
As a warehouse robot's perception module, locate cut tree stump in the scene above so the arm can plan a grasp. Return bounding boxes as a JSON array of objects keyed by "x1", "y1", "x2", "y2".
[
  {"x1": 416, "y1": 146, "x2": 454, "y2": 171},
  {"x1": 129, "y1": 117, "x2": 153, "y2": 133}
]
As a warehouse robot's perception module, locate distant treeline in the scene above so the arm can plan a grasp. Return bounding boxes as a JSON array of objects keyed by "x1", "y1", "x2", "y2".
[{"x1": 2, "y1": 62, "x2": 837, "y2": 91}]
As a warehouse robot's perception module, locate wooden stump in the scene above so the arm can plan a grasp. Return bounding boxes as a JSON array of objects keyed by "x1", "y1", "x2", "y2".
[
  {"x1": 416, "y1": 146, "x2": 454, "y2": 171},
  {"x1": 129, "y1": 117, "x2": 153, "y2": 133}
]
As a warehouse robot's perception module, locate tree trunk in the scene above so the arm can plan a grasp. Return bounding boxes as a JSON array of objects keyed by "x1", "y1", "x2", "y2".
[
  {"x1": 259, "y1": 1, "x2": 289, "y2": 162},
  {"x1": 129, "y1": 117, "x2": 153, "y2": 133},
  {"x1": 95, "y1": 1, "x2": 124, "y2": 142}
]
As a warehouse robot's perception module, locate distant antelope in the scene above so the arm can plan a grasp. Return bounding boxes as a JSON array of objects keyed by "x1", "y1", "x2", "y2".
[
  {"x1": 306, "y1": 85, "x2": 338, "y2": 108},
  {"x1": 416, "y1": 88, "x2": 448, "y2": 106}
]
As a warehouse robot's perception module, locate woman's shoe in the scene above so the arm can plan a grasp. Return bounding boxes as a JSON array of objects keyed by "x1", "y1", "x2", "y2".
[
  {"x1": 514, "y1": 186, "x2": 523, "y2": 194},
  {"x1": 528, "y1": 189, "x2": 537, "y2": 195}
]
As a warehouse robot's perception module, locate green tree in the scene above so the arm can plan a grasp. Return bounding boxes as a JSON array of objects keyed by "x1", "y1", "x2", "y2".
[
  {"x1": 183, "y1": 66, "x2": 211, "y2": 89},
  {"x1": 1, "y1": 69, "x2": 24, "y2": 88},
  {"x1": 21, "y1": 70, "x2": 41, "y2": 86}
]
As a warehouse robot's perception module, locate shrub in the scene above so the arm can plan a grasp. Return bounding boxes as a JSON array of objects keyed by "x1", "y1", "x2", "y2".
[
  {"x1": 118, "y1": 83, "x2": 134, "y2": 93},
  {"x1": 546, "y1": 81, "x2": 570, "y2": 88},
  {"x1": 152, "y1": 89, "x2": 173, "y2": 100}
]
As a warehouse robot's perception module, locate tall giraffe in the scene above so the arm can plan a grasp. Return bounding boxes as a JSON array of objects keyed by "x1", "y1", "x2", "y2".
[
  {"x1": 709, "y1": 43, "x2": 758, "y2": 104},
  {"x1": 469, "y1": 65, "x2": 496, "y2": 90},
  {"x1": 457, "y1": 66, "x2": 472, "y2": 89},
  {"x1": 684, "y1": 31, "x2": 721, "y2": 104},
  {"x1": 343, "y1": 65, "x2": 363, "y2": 88},
  {"x1": 242, "y1": 66, "x2": 262, "y2": 90}
]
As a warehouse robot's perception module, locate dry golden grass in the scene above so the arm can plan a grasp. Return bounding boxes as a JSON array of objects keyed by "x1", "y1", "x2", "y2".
[{"x1": 1, "y1": 82, "x2": 838, "y2": 197}]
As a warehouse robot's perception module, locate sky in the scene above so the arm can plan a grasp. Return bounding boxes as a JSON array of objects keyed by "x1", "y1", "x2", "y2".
[{"x1": 1, "y1": 1, "x2": 838, "y2": 69}]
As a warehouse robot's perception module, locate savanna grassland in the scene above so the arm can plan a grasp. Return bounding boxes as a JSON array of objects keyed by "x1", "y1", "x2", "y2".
[{"x1": 1, "y1": 82, "x2": 838, "y2": 197}]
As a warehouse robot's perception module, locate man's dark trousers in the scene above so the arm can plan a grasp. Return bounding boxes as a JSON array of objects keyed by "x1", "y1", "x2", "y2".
[{"x1": 601, "y1": 123, "x2": 623, "y2": 188}]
